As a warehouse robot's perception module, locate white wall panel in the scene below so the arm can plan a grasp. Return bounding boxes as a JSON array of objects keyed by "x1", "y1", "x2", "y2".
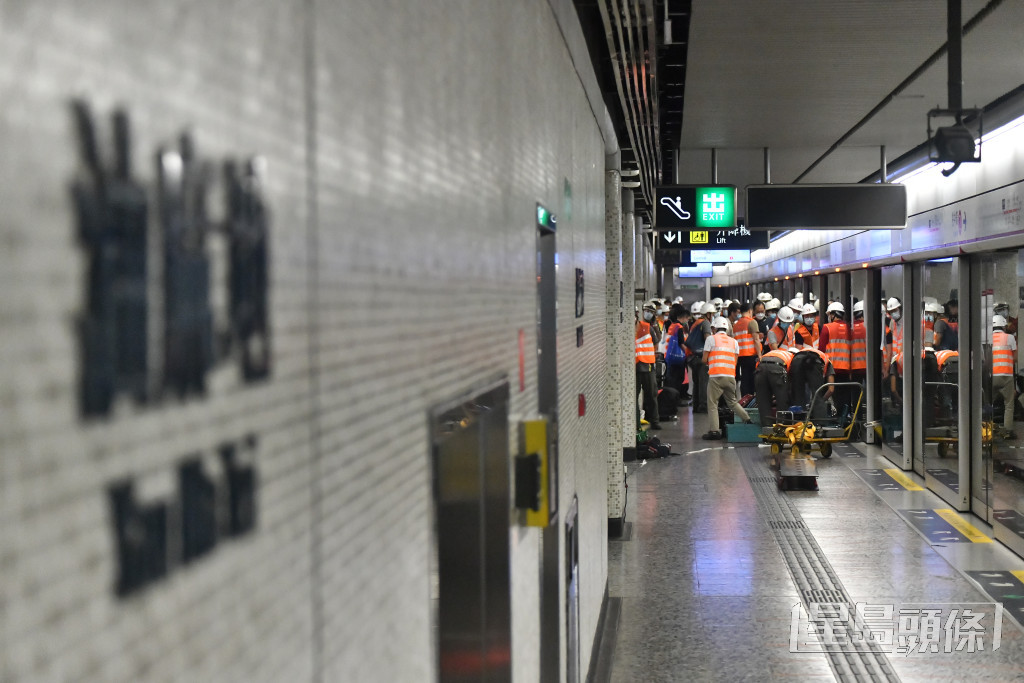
[{"x1": 0, "y1": 1, "x2": 612, "y2": 681}]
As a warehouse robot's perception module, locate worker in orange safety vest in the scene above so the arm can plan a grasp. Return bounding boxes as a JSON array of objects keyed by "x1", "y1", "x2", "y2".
[
  {"x1": 701, "y1": 316, "x2": 751, "y2": 439},
  {"x1": 636, "y1": 303, "x2": 660, "y2": 430}
]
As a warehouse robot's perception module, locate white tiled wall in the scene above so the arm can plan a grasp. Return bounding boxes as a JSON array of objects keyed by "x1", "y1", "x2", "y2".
[{"x1": 0, "y1": 1, "x2": 613, "y2": 681}]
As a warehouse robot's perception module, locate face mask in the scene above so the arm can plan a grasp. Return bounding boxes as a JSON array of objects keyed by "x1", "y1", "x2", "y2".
[
  {"x1": 643, "y1": 311, "x2": 654, "y2": 321},
  {"x1": 804, "y1": 317, "x2": 815, "y2": 326},
  {"x1": 891, "y1": 311, "x2": 901, "y2": 322},
  {"x1": 768, "y1": 312, "x2": 777, "y2": 321},
  {"x1": 924, "y1": 314, "x2": 934, "y2": 322},
  {"x1": 779, "y1": 321, "x2": 790, "y2": 330},
  {"x1": 755, "y1": 312, "x2": 765, "y2": 321}
]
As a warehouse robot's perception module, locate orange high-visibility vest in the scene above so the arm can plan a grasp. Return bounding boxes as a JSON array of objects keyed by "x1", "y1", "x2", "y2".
[
  {"x1": 850, "y1": 320, "x2": 867, "y2": 370},
  {"x1": 891, "y1": 321, "x2": 904, "y2": 357},
  {"x1": 768, "y1": 322, "x2": 797, "y2": 351},
  {"x1": 758, "y1": 349, "x2": 794, "y2": 370},
  {"x1": 635, "y1": 322, "x2": 656, "y2": 364},
  {"x1": 824, "y1": 321, "x2": 851, "y2": 371},
  {"x1": 734, "y1": 316, "x2": 757, "y2": 357},
  {"x1": 707, "y1": 332, "x2": 740, "y2": 376},
  {"x1": 993, "y1": 330, "x2": 1015, "y2": 376},
  {"x1": 935, "y1": 349, "x2": 958, "y2": 370},
  {"x1": 797, "y1": 321, "x2": 819, "y2": 350}
]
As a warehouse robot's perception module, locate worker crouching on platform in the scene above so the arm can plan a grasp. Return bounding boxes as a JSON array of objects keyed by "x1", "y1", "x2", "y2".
[
  {"x1": 755, "y1": 348, "x2": 794, "y2": 429},
  {"x1": 701, "y1": 316, "x2": 752, "y2": 440},
  {"x1": 789, "y1": 346, "x2": 836, "y2": 420}
]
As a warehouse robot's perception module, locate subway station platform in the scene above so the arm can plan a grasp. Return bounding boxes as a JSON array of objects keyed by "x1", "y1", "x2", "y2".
[{"x1": 598, "y1": 410, "x2": 1024, "y2": 683}]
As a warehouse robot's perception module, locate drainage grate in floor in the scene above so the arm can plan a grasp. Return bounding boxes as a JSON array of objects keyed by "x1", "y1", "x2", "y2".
[
  {"x1": 768, "y1": 520, "x2": 807, "y2": 530},
  {"x1": 738, "y1": 452, "x2": 901, "y2": 683}
]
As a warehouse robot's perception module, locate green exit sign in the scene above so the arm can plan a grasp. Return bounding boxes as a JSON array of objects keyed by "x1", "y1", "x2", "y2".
[
  {"x1": 537, "y1": 203, "x2": 556, "y2": 234},
  {"x1": 696, "y1": 187, "x2": 735, "y2": 228}
]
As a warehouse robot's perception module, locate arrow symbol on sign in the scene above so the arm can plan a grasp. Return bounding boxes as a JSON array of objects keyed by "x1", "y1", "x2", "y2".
[{"x1": 663, "y1": 232, "x2": 678, "y2": 244}]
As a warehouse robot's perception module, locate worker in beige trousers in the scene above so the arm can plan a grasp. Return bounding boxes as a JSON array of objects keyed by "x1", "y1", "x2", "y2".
[{"x1": 701, "y1": 316, "x2": 751, "y2": 440}]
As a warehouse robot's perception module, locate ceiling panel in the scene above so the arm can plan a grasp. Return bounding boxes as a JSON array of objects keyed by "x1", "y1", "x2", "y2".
[{"x1": 677, "y1": 0, "x2": 1021, "y2": 184}]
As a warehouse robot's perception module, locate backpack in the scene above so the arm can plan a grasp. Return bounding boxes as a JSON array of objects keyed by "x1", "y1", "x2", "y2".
[
  {"x1": 685, "y1": 321, "x2": 706, "y2": 355},
  {"x1": 665, "y1": 331, "x2": 687, "y2": 366}
]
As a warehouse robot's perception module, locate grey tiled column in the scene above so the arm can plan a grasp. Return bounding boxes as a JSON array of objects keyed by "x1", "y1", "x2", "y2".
[
  {"x1": 621, "y1": 189, "x2": 636, "y2": 448},
  {"x1": 605, "y1": 170, "x2": 626, "y2": 526}
]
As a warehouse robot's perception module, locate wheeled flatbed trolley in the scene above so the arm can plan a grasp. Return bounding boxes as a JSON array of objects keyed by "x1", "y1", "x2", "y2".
[{"x1": 762, "y1": 382, "x2": 864, "y2": 490}]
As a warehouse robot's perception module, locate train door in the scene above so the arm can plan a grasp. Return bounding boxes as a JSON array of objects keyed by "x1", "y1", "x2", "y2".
[
  {"x1": 880, "y1": 264, "x2": 910, "y2": 468},
  {"x1": 976, "y1": 250, "x2": 1024, "y2": 553},
  {"x1": 849, "y1": 269, "x2": 875, "y2": 442},
  {"x1": 917, "y1": 258, "x2": 967, "y2": 508}
]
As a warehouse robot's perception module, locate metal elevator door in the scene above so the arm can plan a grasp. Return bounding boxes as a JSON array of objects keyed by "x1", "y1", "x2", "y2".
[{"x1": 431, "y1": 381, "x2": 511, "y2": 683}]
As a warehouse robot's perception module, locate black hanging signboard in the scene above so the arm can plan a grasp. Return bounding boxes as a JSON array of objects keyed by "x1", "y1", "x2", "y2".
[
  {"x1": 746, "y1": 184, "x2": 907, "y2": 230},
  {"x1": 658, "y1": 228, "x2": 769, "y2": 251}
]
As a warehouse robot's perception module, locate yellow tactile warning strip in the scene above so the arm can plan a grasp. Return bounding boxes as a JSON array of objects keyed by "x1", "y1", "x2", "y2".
[
  {"x1": 1011, "y1": 570, "x2": 1024, "y2": 584},
  {"x1": 883, "y1": 468, "x2": 924, "y2": 491},
  {"x1": 933, "y1": 508, "x2": 993, "y2": 543}
]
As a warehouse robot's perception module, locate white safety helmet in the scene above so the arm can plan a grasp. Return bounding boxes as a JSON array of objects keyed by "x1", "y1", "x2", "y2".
[
  {"x1": 642, "y1": 301, "x2": 657, "y2": 311},
  {"x1": 808, "y1": 292, "x2": 817, "y2": 302},
  {"x1": 993, "y1": 315, "x2": 1008, "y2": 328},
  {"x1": 994, "y1": 301, "x2": 1010, "y2": 315},
  {"x1": 723, "y1": 299, "x2": 732, "y2": 308},
  {"x1": 691, "y1": 301, "x2": 704, "y2": 314},
  {"x1": 813, "y1": 300, "x2": 820, "y2": 311},
  {"x1": 712, "y1": 316, "x2": 730, "y2": 330},
  {"x1": 700, "y1": 301, "x2": 717, "y2": 315},
  {"x1": 788, "y1": 297, "x2": 803, "y2": 309},
  {"x1": 826, "y1": 301, "x2": 845, "y2": 315},
  {"x1": 924, "y1": 301, "x2": 943, "y2": 314},
  {"x1": 711, "y1": 297, "x2": 724, "y2": 308},
  {"x1": 757, "y1": 292, "x2": 773, "y2": 302},
  {"x1": 777, "y1": 306, "x2": 795, "y2": 323},
  {"x1": 657, "y1": 304, "x2": 669, "y2": 315},
  {"x1": 852, "y1": 301, "x2": 864, "y2": 315},
  {"x1": 886, "y1": 297, "x2": 902, "y2": 312},
  {"x1": 767, "y1": 298, "x2": 781, "y2": 311},
  {"x1": 673, "y1": 296, "x2": 684, "y2": 304},
  {"x1": 801, "y1": 303, "x2": 817, "y2": 317}
]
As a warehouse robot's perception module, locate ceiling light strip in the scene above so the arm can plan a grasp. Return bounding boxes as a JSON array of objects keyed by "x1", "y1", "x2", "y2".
[{"x1": 792, "y1": 0, "x2": 1006, "y2": 184}]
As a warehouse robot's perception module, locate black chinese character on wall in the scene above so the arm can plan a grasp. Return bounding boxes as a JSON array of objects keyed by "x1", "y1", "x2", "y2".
[
  {"x1": 71, "y1": 101, "x2": 150, "y2": 417},
  {"x1": 71, "y1": 102, "x2": 273, "y2": 418}
]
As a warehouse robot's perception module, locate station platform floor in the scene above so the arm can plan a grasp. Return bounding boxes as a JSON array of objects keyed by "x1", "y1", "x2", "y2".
[{"x1": 596, "y1": 408, "x2": 1024, "y2": 683}]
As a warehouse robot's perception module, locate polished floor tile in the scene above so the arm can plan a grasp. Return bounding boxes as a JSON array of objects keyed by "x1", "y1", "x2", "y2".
[{"x1": 605, "y1": 408, "x2": 1024, "y2": 683}]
